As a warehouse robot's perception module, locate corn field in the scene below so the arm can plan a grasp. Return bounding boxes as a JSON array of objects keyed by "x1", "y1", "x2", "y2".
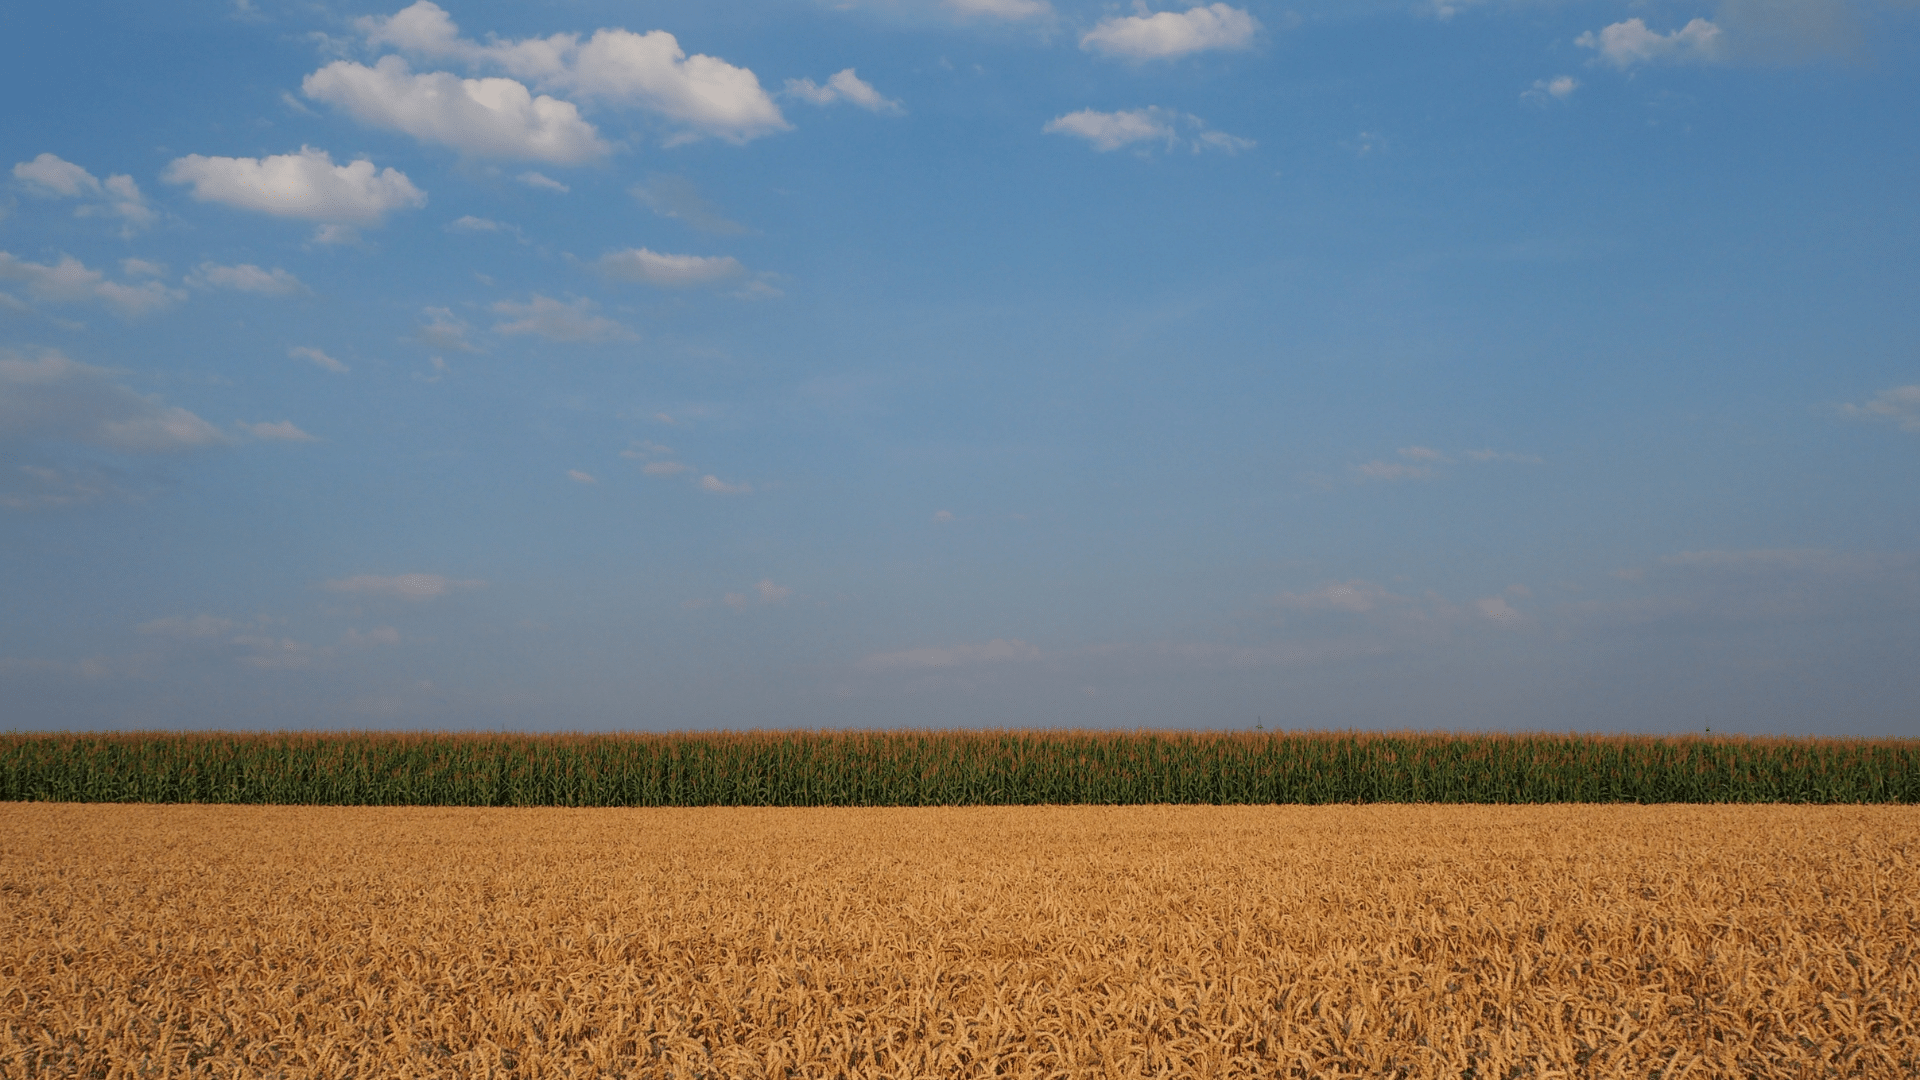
[
  {"x1": 1, "y1": 802, "x2": 1914, "y2": 1078},
  {"x1": 2, "y1": 730, "x2": 1914, "y2": 806}
]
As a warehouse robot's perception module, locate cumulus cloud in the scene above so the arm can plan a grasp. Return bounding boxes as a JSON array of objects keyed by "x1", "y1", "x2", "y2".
[
  {"x1": 321, "y1": 573, "x2": 484, "y2": 599},
  {"x1": 161, "y1": 146, "x2": 425, "y2": 225},
  {"x1": 1474, "y1": 595, "x2": 1524, "y2": 622},
  {"x1": 1043, "y1": 107, "x2": 1250, "y2": 154},
  {"x1": 946, "y1": 0, "x2": 1052, "y2": 18},
  {"x1": 0, "y1": 251, "x2": 184, "y2": 317},
  {"x1": 303, "y1": 56, "x2": 608, "y2": 163},
  {"x1": 415, "y1": 306, "x2": 476, "y2": 351},
  {"x1": 784, "y1": 69, "x2": 904, "y2": 115},
  {"x1": 1524, "y1": 75, "x2": 1579, "y2": 104},
  {"x1": 856, "y1": 638, "x2": 1042, "y2": 672},
  {"x1": 357, "y1": 1, "x2": 787, "y2": 143},
  {"x1": 239, "y1": 420, "x2": 317, "y2": 442},
  {"x1": 755, "y1": 578, "x2": 792, "y2": 603},
  {"x1": 289, "y1": 346, "x2": 349, "y2": 374},
  {"x1": 490, "y1": 294, "x2": 635, "y2": 342},
  {"x1": 567, "y1": 469, "x2": 596, "y2": 483},
  {"x1": 12, "y1": 153, "x2": 98, "y2": 197},
  {"x1": 188, "y1": 262, "x2": 311, "y2": 297},
  {"x1": 699, "y1": 474, "x2": 751, "y2": 494},
  {"x1": 1045, "y1": 107, "x2": 1177, "y2": 151},
  {"x1": 11, "y1": 154, "x2": 155, "y2": 235},
  {"x1": 1836, "y1": 384, "x2": 1920, "y2": 432},
  {"x1": 1577, "y1": 18, "x2": 1723, "y2": 68},
  {"x1": 0, "y1": 350, "x2": 225, "y2": 452},
  {"x1": 596, "y1": 247, "x2": 745, "y2": 286},
  {"x1": 629, "y1": 175, "x2": 745, "y2": 234},
  {"x1": 1080, "y1": 4, "x2": 1260, "y2": 60},
  {"x1": 517, "y1": 171, "x2": 570, "y2": 192}
]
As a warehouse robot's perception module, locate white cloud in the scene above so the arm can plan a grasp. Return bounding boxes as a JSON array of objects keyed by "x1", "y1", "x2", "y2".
[
  {"x1": 568, "y1": 469, "x2": 596, "y2": 483},
  {"x1": 933, "y1": 509, "x2": 955, "y2": 522},
  {"x1": 0, "y1": 349, "x2": 225, "y2": 452},
  {"x1": 447, "y1": 215, "x2": 528, "y2": 242},
  {"x1": 11, "y1": 154, "x2": 154, "y2": 235},
  {"x1": 945, "y1": 0, "x2": 1052, "y2": 18},
  {"x1": 518, "y1": 171, "x2": 569, "y2": 193},
  {"x1": 240, "y1": 420, "x2": 317, "y2": 442},
  {"x1": 188, "y1": 262, "x2": 311, "y2": 297},
  {"x1": 121, "y1": 259, "x2": 167, "y2": 278},
  {"x1": 415, "y1": 306, "x2": 476, "y2": 351},
  {"x1": 1081, "y1": 4, "x2": 1260, "y2": 60},
  {"x1": 1044, "y1": 107, "x2": 1176, "y2": 152},
  {"x1": 0, "y1": 251, "x2": 184, "y2": 316},
  {"x1": 303, "y1": 56, "x2": 607, "y2": 164},
  {"x1": 699, "y1": 474, "x2": 751, "y2": 494},
  {"x1": 490, "y1": 294, "x2": 635, "y2": 342},
  {"x1": 1352, "y1": 460, "x2": 1435, "y2": 481},
  {"x1": 289, "y1": 346, "x2": 349, "y2": 374},
  {"x1": 1192, "y1": 129, "x2": 1255, "y2": 154},
  {"x1": 161, "y1": 146, "x2": 425, "y2": 225},
  {"x1": 0, "y1": 463, "x2": 137, "y2": 510},
  {"x1": 342, "y1": 625, "x2": 402, "y2": 647},
  {"x1": 784, "y1": 69, "x2": 904, "y2": 115},
  {"x1": 358, "y1": 1, "x2": 788, "y2": 143},
  {"x1": 1577, "y1": 18, "x2": 1723, "y2": 69},
  {"x1": 1837, "y1": 384, "x2": 1920, "y2": 432},
  {"x1": 755, "y1": 579, "x2": 792, "y2": 603},
  {"x1": 137, "y1": 614, "x2": 236, "y2": 639},
  {"x1": 13, "y1": 153, "x2": 98, "y2": 197},
  {"x1": 1043, "y1": 107, "x2": 1249, "y2": 154},
  {"x1": 629, "y1": 176, "x2": 745, "y2": 234},
  {"x1": 856, "y1": 638, "x2": 1041, "y2": 672},
  {"x1": 1399, "y1": 445, "x2": 1447, "y2": 461},
  {"x1": 596, "y1": 247, "x2": 745, "y2": 286},
  {"x1": 1275, "y1": 580, "x2": 1402, "y2": 614},
  {"x1": 1524, "y1": 75, "x2": 1579, "y2": 104},
  {"x1": 229, "y1": 633, "x2": 317, "y2": 670},
  {"x1": 622, "y1": 439, "x2": 675, "y2": 459},
  {"x1": 1475, "y1": 596, "x2": 1524, "y2": 622},
  {"x1": 321, "y1": 573, "x2": 484, "y2": 599}
]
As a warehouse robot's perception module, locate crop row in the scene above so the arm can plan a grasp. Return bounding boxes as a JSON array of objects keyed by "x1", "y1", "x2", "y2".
[{"x1": 3, "y1": 729, "x2": 1914, "y2": 804}]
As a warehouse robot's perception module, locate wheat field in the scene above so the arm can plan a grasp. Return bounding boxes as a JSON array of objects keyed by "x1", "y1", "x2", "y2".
[{"x1": 2, "y1": 804, "x2": 1915, "y2": 1079}]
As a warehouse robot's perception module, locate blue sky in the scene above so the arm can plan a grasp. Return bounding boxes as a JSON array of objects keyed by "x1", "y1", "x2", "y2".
[{"x1": 2, "y1": 0, "x2": 1916, "y2": 734}]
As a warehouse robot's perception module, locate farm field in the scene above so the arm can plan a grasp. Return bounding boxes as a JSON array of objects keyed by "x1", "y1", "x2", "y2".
[{"x1": 2, "y1": 804, "x2": 1916, "y2": 1079}]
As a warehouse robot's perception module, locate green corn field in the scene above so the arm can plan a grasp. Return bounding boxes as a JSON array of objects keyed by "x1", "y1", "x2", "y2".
[{"x1": 2, "y1": 730, "x2": 1914, "y2": 805}]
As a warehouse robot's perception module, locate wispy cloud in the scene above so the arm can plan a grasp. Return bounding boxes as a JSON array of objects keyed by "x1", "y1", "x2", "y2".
[
  {"x1": 490, "y1": 294, "x2": 635, "y2": 342},
  {"x1": 320, "y1": 573, "x2": 485, "y2": 599},
  {"x1": 1043, "y1": 107, "x2": 1251, "y2": 154},
  {"x1": 1836, "y1": 384, "x2": 1920, "y2": 432},
  {"x1": 855, "y1": 638, "x2": 1041, "y2": 672}
]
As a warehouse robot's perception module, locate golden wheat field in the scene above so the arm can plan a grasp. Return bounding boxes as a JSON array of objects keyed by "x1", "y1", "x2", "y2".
[{"x1": 1, "y1": 804, "x2": 1915, "y2": 1079}]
